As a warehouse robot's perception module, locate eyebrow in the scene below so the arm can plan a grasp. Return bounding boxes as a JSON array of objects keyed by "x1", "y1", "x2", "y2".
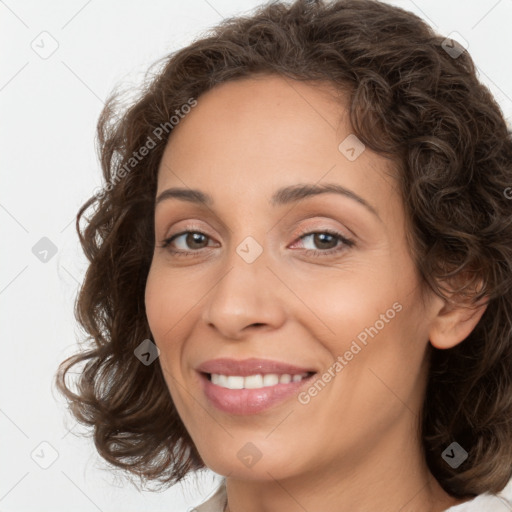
[{"x1": 155, "y1": 183, "x2": 380, "y2": 220}]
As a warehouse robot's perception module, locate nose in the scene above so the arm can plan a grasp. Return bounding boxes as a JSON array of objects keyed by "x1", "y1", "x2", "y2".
[{"x1": 200, "y1": 246, "x2": 287, "y2": 340}]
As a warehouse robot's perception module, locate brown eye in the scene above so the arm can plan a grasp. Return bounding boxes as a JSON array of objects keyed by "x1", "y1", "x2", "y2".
[
  {"x1": 182, "y1": 232, "x2": 209, "y2": 249},
  {"x1": 161, "y1": 230, "x2": 213, "y2": 253},
  {"x1": 310, "y1": 233, "x2": 338, "y2": 250},
  {"x1": 292, "y1": 229, "x2": 355, "y2": 257}
]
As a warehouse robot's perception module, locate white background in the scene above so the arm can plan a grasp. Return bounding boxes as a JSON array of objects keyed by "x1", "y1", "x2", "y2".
[{"x1": 1, "y1": 0, "x2": 512, "y2": 511}]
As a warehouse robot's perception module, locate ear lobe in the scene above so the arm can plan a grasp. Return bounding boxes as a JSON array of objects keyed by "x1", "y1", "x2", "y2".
[{"x1": 428, "y1": 296, "x2": 489, "y2": 350}]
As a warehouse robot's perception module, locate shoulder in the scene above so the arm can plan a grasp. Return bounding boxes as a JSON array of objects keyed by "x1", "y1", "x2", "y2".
[
  {"x1": 444, "y1": 493, "x2": 512, "y2": 511},
  {"x1": 193, "y1": 480, "x2": 227, "y2": 512}
]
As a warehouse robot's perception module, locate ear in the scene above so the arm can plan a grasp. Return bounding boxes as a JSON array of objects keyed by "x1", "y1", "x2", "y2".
[{"x1": 428, "y1": 286, "x2": 489, "y2": 350}]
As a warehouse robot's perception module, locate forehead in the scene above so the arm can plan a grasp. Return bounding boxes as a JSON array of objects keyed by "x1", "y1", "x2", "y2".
[
  {"x1": 163, "y1": 74, "x2": 347, "y2": 161},
  {"x1": 157, "y1": 74, "x2": 396, "y2": 213}
]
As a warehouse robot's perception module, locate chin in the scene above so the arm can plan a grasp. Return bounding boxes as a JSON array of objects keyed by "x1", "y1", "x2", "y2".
[{"x1": 199, "y1": 448, "x2": 298, "y2": 481}]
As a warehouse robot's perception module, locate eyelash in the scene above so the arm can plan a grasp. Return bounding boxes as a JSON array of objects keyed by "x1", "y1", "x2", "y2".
[{"x1": 159, "y1": 226, "x2": 355, "y2": 258}]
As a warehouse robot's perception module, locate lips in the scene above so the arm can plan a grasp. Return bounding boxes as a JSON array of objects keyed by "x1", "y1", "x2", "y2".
[{"x1": 196, "y1": 358, "x2": 317, "y2": 415}]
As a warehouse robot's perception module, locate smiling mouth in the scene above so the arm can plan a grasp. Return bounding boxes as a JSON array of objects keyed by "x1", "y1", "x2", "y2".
[
  {"x1": 198, "y1": 370, "x2": 317, "y2": 415},
  {"x1": 203, "y1": 371, "x2": 316, "y2": 390},
  {"x1": 196, "y1": 357, "x2": 318, "y2": 414}
]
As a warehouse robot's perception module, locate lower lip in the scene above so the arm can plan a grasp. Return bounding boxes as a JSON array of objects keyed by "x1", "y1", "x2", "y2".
[{"x1": 199, "y1": 372, "x2": 315, "y2": 415}]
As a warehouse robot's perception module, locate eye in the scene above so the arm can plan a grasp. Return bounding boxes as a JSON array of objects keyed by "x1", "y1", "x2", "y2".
[
  {"x1": 160, "y1": 229, "x2": 215, "y2": 256},
  {"x1": 291, "y1": 229, "x2": 355, "y2": 257},
  {"x1": 159, "y1": 227, "x2": 355, "y2": 258}
]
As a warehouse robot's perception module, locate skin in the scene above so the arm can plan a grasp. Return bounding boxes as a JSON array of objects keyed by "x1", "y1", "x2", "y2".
[{"x1": 144, "y1": 74, "x2": 487, "y2": 512}]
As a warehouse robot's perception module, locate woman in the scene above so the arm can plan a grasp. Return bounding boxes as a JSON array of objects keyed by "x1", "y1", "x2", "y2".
[{"x1": 55, "y1": 0, "x2": 512, "y2": 510}]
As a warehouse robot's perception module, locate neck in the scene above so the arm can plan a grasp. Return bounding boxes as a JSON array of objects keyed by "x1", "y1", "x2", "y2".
[{"x1": 223, "y1": 412, "x2": 464, "y2": 512}]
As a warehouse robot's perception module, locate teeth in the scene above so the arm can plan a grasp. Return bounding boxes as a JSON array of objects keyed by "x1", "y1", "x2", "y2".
[
  {"x1": 280, "y1": 373, "x2": 292, "y2": 384},
  {"x1": 263, "y1": 374, "x2": 279, "y2": 386},
  {"x1": 210, "y1": 372, "x2": 310, "y2": 389},
  {"x1": 244, "y1": 374, "x2": 263, "y2": 389}
]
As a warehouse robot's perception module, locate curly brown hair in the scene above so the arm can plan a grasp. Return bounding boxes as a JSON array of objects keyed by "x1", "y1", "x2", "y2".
[{"x1": 54, "y1": 0, "x2": 512, "y2": 498}]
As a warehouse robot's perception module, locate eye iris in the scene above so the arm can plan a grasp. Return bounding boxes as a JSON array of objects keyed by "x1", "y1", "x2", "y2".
[
  {"x1": 314, "y1": 233, "x2": 336, "y2": 249},
  {"x1": 187, "y1": 232, "x2": 207, "y2": 249}
]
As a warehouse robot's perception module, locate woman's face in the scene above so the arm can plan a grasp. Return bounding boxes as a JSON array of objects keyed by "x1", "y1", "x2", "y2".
[{"x1": 145, "y1": 74, "x2": 441, "y2": 480}]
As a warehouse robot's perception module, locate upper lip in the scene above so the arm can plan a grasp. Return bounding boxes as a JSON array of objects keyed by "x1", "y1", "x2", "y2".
[{"x1": 196, "y1": 358, "x2": 317, "y2": 376}]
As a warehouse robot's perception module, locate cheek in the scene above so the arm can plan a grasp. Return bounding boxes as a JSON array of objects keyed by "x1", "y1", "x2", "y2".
[
  {"x1": 305, "y1": 268, "x2": 398, "y2": 342},
  {"x1": 144, "y1": 269, "x2": 187, "y2": 405},
  {"x1": 144, "y1": 267, "x2": 166, "y2": 336},
  {"x1": 144, "y1": 264, "x2": 189, "y2": 337},
  {"x1": 314, "y1": 257, "x2": 426, "y2": 387},
  {"x1": 144, "y1": 263, "x2": 204, "y2": 379},
  {"x1": 144, "y1": 267, "x2": 184, "y2": 380}
]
